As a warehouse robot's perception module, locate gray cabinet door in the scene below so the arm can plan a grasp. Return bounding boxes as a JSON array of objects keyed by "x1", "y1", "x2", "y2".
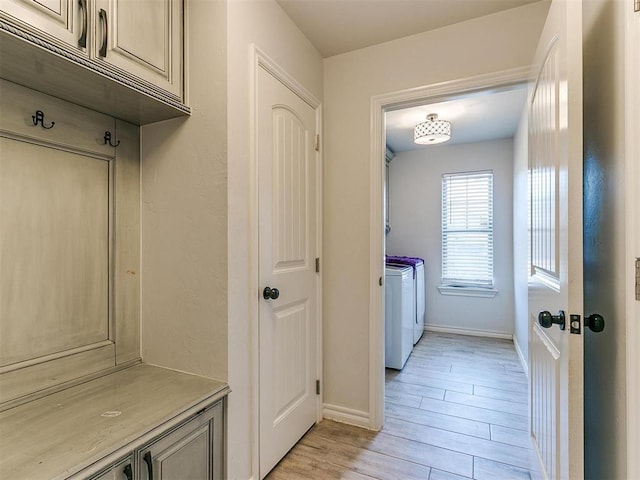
[
  {"x1": 139, "y1": 401, "x2": 224, "y2": 480},
  {"x1": 92, "y1": 0, "x2": 183, "y2": 99}
]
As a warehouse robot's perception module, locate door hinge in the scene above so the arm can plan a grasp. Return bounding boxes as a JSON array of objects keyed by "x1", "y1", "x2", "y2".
[
  {"x1": 316, "y1": 379, "x2": 321, "y2": 395},
  {"x1": 314, "y1": 134, "x2": 320, "y2": 152},
  {"x1": 635, "y1": 0, "x2": 640, "y2": 12},
  {"x1": 635, "y1": 257, "x2": 640, "y2": 301},
  {"x1": 315, "y1": 257, "x2": 320, "y2": 273}
]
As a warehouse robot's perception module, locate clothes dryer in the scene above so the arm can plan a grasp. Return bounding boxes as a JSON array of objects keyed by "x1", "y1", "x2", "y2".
[{"x1": 384, "y1": 265, "x2": 414, "y2": 370}]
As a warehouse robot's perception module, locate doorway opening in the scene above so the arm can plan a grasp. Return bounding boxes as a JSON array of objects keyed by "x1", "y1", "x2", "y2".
[{"x1": 371, "y1": 70, "x2": 540, "y2": 477}]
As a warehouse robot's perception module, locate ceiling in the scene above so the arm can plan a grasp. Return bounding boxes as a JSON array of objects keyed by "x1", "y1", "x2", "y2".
[
  {"x1": 274, "y1": 0, "x2": 536, "y2": 153},
  {"x1": 385, "y1": 86, "x2": 528, "y2": 153},
  {"x1": 275, "y1": 0, "x2": 540, "y2": 58}
]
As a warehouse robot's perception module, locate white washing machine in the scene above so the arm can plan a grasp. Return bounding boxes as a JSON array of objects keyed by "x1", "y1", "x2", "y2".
[{"x1": 385, "y1": 265, "x2": 414, "y2": 370}]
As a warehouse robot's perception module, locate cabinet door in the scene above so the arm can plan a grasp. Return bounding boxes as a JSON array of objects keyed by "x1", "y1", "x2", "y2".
[
  {"x1": 140, "y1": 413, "x2": 211, "y2": 480},
  {"x1": 0, "y1": 0, "x2": 87, "y2": 50},
  {"x1": 92, "y1": 0, "x2": 183, "y2": 99},
  {"x1": 209, "y1": 402, "x2": 224, "y2": 480},
  {"x1": 91, "y1": 457, "x2": 133, "y2": 480},
  {"x1": 139, "y1": 402, "x2": 224, "y2": 480}
]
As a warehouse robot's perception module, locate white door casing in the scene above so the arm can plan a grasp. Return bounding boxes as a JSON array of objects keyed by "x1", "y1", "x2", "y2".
[
  {"x1": 368, "y1": 66, "x2": 531, "y2": 431},
  {"x1": 257, "y1": 63, "x2": 319, "y2": 478},
  {"x1": 527, "y1": 0, "x2": 584, "y2": 478},
  {"x1": 626, "y1": 4, "x2": 640, "y2": 478}
]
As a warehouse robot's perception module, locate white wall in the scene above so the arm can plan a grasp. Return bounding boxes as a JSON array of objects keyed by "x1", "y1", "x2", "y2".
[
  {"x1": 323, "y1": 2, "x2": 549, "y2": 417},
  {"x1": 582, "y1": 0, "x2": 629, "y2": 477},
  {"x1": 140, "y1": 0, "x2": 228, "y2": 380},
  {"x1": 140, "y1": 2, "x2": 323, "y2": 478},
  {"x1": 386, "y1": 139, "x2": 515, "y2": 337},
  {"x1": 227, "y1": 2, "x2": 323, "y2": 479},
  {"x1": 513, "y1": 108, "x2": 529, "y2": 373}
]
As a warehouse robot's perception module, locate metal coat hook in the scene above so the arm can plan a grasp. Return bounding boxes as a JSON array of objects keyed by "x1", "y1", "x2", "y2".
[
  {"x1": 32, "y1": 110, "x2": 55, "y2": 129},
  {"x1": 104, "y1": 131, "x2": 120, "y2": 147}
]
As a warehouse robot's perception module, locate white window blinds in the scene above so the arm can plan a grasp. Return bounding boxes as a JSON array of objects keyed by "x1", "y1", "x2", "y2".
[{"x1": 441, "y1": 171, "x2": 494, "y2": 287}]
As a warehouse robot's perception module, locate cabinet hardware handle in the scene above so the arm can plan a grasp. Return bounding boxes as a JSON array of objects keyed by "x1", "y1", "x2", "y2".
[
  {"x1": 143, "y1": 452, "x2": 154, "y2": 480},
  {"x1": 123, "y1": 463, "x2": 132, "y2": 480},
  {"x1": 31, "y1": 110, "x2": 55, "y2": 129},
  {"x1": 99, "y1": 8, "x2": 108, "y2": 57},
  {"x1": 104, "y1": 131, "x2": 120, "y2": 147},
  {"x1": 78, "y1": 0, "x2": 87, "y2": 48}
]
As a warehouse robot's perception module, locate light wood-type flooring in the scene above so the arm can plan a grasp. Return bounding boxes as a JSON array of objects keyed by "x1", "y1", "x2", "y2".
[{"x1": 266, "y1": 332, "x2": 542, "y2": 480}]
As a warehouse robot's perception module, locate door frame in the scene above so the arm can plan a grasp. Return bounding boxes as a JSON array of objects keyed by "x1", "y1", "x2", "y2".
[
  {"x1": 625, "y1": 4, "x2": 640, "y2": 477},
  {"x1": 249, "y1": 45, "x2": 324, "y2": 476},
  {"x1": 368, "y1": 66, "x2": 531, "y2": 430}
]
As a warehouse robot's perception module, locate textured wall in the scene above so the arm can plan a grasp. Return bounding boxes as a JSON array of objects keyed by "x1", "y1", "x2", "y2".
[
  {"x1": 140, "y1": 0, "x2": 228, "y2": 380},
  {"x1": 323, "y1": 2, "x2": 549, "y2": 416},
  {"x1": 386, "y1": 139, "x2": 515, "y2": 337}
]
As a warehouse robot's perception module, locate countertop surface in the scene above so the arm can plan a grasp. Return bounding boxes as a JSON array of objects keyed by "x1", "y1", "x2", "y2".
[{"x1": 0, "y1": 364, "x2": 229, "y2": 479}]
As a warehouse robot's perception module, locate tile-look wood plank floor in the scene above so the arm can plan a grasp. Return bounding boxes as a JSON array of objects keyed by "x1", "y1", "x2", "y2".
[{"x1": 266, "y1": 332, "x2": 542, "y2": 480}]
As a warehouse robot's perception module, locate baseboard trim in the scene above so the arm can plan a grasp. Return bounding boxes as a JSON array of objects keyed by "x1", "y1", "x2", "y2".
[
  {"x1": 322, "y1": 403, "x2": 371, "y2": 429},
  {"x1": 513, "y1": 333, "x2": 529, "y2": 379},
  {"x1": 424, "y1": 324, "x2": 513, "y2": 340}
]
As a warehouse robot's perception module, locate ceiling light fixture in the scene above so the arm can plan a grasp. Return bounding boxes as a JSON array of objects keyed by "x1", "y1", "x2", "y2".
[{"x1": 414, "y1": 113, "x2": 451, "y2": 145}]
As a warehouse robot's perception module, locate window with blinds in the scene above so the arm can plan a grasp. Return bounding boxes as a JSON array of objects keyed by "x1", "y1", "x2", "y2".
[{"x1": 441, "y1": 171, "x2": 494, "y2": 287}]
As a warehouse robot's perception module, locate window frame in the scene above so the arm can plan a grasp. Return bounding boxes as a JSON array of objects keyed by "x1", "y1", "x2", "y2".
[{"x1": 440, "y1": 170, "x2": 495, "y2": 290}]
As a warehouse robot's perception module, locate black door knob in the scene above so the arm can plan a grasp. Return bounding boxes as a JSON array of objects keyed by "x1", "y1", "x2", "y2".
[
  {"x1": 263, "y1": 286, "x2": 280, "y2": 300},
  {"x1": 538, "y1": 310, "x2": 566, "y2": 330},
  {"x1": 585, "y1": 313, "x2": 605, "y2": 332}
]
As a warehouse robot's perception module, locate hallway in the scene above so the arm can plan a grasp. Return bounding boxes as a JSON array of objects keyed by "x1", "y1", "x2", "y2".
[{"x1": 266, "y1": 332, "x2": 541, "y2": 479}]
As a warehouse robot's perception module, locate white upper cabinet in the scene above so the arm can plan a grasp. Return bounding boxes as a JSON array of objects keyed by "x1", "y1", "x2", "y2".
[
  {"x1": 92, "y1": 0, "x2": 183, "y2": 99},
  {"x1": 0, "y1": 0, "x2": 187, "y2": 123},
  {"x1": 0, "y1": 0, "x2": 87, "y2": 50}
]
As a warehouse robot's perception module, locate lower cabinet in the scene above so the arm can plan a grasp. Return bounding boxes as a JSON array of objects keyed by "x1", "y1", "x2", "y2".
[{"x1": 89, "y1": 401, "x2": 224, "y2": 480}]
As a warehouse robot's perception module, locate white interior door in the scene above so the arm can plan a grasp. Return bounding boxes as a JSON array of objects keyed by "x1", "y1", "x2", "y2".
[
  {"x1": 257, "y1": 65, "x2": 318, "y2": 478},
  {"x1": 528, "y1": 0, "x2": 584, "y2": 478}
]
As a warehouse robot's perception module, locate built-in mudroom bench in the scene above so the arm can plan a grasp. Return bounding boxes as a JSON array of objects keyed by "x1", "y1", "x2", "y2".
[
  {"x1": 0, "y1": 365, "x2": 229, "y2": 479},
  {"x1": 0, "y1": 3, "x2": 229, "y2": 469}
]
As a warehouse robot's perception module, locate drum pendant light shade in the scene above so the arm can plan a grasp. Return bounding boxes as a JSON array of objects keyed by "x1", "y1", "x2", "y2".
[{"x1": 414, "y1": 113, "x2": 451, "y2": 145}]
